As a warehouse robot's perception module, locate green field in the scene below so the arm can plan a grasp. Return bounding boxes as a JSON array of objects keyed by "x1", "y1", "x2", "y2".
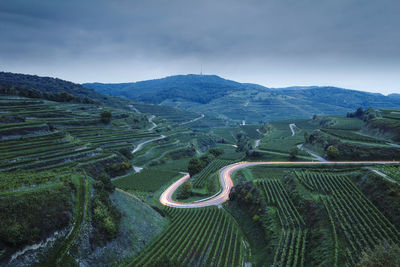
[{"x1": 129, "y1": 207, "x2": 246, "y2": 267}]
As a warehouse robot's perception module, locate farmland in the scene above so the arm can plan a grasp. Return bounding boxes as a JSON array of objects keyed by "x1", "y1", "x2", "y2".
[
  {"x1": 228, "y1": 163, "x2": 400, "y2": 266},
  {"x1": 129, "y1": 207, "x2": 246, "y2": 267}
]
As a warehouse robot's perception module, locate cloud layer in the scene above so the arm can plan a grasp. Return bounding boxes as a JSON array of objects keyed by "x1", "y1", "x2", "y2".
[{"x1": 0, "y1": 0, "x2": 399, "y2": 93}]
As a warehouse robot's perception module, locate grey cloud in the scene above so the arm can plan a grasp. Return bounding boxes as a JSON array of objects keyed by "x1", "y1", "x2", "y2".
[{"x1": 0, "y1": 0, "x2": 399, "y2": 94}]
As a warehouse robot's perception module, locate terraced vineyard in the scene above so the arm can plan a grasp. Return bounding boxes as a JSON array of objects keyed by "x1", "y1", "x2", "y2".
[
  {"x1": 192, "y1": 159, "x2": 233, "y2": 188},
  {"x1": 380, "y1": 109, "x2": 400, "y2": 120},
  {"x1": 325, "y1": 117, "x2": 364, "y2": 130},
  {"x1": 130, "y1": 207, "x2": 245, "y2": 267},
  {"x1": 0, "y1": 95, "x2": 174, "y2": 265},
  {"x1": 296, "y1": 171, "x2": 400, "y2": 265},
  {"x1": 0, "y1": 96, "x2": 155, "y2": 172},
  {"x1": 320, "y1": 128, "x2": 385, "y2": 143},
  {"x1": 130, "y1": 102, "x2": 201, "y2": 124},
  {"x1": 256, "y1": 179, "x2": 306, "y2": 267}
]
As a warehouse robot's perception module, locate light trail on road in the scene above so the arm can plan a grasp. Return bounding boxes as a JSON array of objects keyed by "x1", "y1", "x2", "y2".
[{"x1": 159, "y1": 161, "x2": 399, "y2": 208}]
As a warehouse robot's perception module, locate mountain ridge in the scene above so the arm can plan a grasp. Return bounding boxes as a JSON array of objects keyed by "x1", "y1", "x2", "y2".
[{"x1": 84, "y1": 74, "x2": 400, "y2": 123}]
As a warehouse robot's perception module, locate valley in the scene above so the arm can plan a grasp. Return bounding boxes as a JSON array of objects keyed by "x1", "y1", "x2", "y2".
[{"x1": 0, "y1": 72, "x2": 400, "y2": 266}]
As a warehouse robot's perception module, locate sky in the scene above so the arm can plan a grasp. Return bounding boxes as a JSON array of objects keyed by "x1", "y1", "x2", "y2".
[{"x1": 0, "y1": 0, "x2": 399, "y2": 94}]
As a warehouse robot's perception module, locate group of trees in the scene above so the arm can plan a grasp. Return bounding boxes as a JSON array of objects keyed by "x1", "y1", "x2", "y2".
[
  {"x1": 305, "y1": 130, "x2": 341, "y2": 160},
  {"x1": 228, "y1": 181, "x2": 265, "y2": 223},
  {"x1": 0, "y1": 84, "x2": 96, "y2": 104},
  {"x1": 0, "y1": 72, "x2": 103, "y2": 104},
  {"x1": 347, "y1": 107, "x2": 381, "y2": 122},
  {"x1": 236, "y1": 132, "x2": 251, "y2": 152},
  {"x1": 176, "y1": 181, "x2": 193, "y2": 199}
]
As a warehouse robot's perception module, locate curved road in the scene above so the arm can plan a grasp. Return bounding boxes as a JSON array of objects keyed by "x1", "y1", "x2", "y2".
[{"x1": 160, "y1": 161, "x2": 399, "y2": 208}]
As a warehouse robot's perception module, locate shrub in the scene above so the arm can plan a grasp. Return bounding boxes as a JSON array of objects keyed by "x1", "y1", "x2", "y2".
[
  {"x1": 100, "y1": 110, "x2": 112, "y2": 123},
  {"x1": 326, "y1": 145, "x2": 339, "y2": 159},
  {"x1": 357, "y1": 241, "x2": 400, "y2": 267}
]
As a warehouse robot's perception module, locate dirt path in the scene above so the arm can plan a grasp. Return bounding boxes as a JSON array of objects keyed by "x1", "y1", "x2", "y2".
[
  {"x1": 147, "y1": 115, "x2": 157, "y2": 131},
  {"x1": 289, "y1": 123, "x2": 296, "y2": 136},
  {"x1": 180, "y1": 114, "x2": 205, "y2": 125},
  {"x1": 131, "y1": 135, "x2": 166, "y2": 155},
  {"x1": 369, "y1": 168, "x2": 399, "y2": 185},
  {"x1": 297, "y1": 144, "x2": 327, "y2": 162}
]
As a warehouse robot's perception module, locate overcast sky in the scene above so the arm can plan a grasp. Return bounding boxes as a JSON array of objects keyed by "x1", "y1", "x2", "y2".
[{"x1": 0, "y1": 0, "x2": 399, "y2": 94}]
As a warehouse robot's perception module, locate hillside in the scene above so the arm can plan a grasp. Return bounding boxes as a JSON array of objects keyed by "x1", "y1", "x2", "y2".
[
  {"x1": 85, "y1": 75, "x2": 400, "y2": 123},
  {"x1": 0, "y1": 94, "x2": 221, "y2": 265}
]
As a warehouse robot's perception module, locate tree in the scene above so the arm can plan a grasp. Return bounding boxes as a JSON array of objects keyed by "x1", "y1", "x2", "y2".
[
  {"x1": 326, "y1": 145, "x2": 339, "y2": 159},
  {"x1": 177, "y1": 181, "x2": 192, "y2": 199},
  {"x1": 357, "y1": 241, "x2": 400, "y2": 267},
  {"x1": 290, "y1": 146, "x2": 299, "y2": 159},
  {"x1": 100, "y1": 110, "x2": 112, "y2": 123}
]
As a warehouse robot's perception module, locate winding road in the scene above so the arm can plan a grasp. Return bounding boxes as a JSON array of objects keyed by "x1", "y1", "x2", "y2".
[{"x1": 160, "y1": 160, "x2": 399, "y2": 208}]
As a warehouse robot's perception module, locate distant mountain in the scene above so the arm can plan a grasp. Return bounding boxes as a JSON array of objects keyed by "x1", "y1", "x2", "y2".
[
  {"x1": 85, "y1": 74, "x2": 400, "y2": 123},
  {"x1": 85, "y1": 74, "x2": 245, "y2": 104}
]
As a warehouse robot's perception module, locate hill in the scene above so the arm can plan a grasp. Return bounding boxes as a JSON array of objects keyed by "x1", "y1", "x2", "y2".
[
  {"x1": 85, "y1": 75, "x2": 400, "y2": 123},
  {"x1": 85, "y1": 74, "x2": 247, "y2": 104},
  {"x1": 0, "y1": 71, "x2": 134, "y2": 107}
]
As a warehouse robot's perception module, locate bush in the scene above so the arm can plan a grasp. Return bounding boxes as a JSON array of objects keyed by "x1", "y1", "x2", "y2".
[
  {"x1": 100, "y1": 110, "x2": 112, "y2": 123},
  {"x1": 326, "y1": 145, "x2": 339, "y2": 159},
  {"x1": 252, "y1": 214, "x2": 260, "y2": 224},
  {"x1": 357, "y1": 241, "x2": 400, "y2": 267}
]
